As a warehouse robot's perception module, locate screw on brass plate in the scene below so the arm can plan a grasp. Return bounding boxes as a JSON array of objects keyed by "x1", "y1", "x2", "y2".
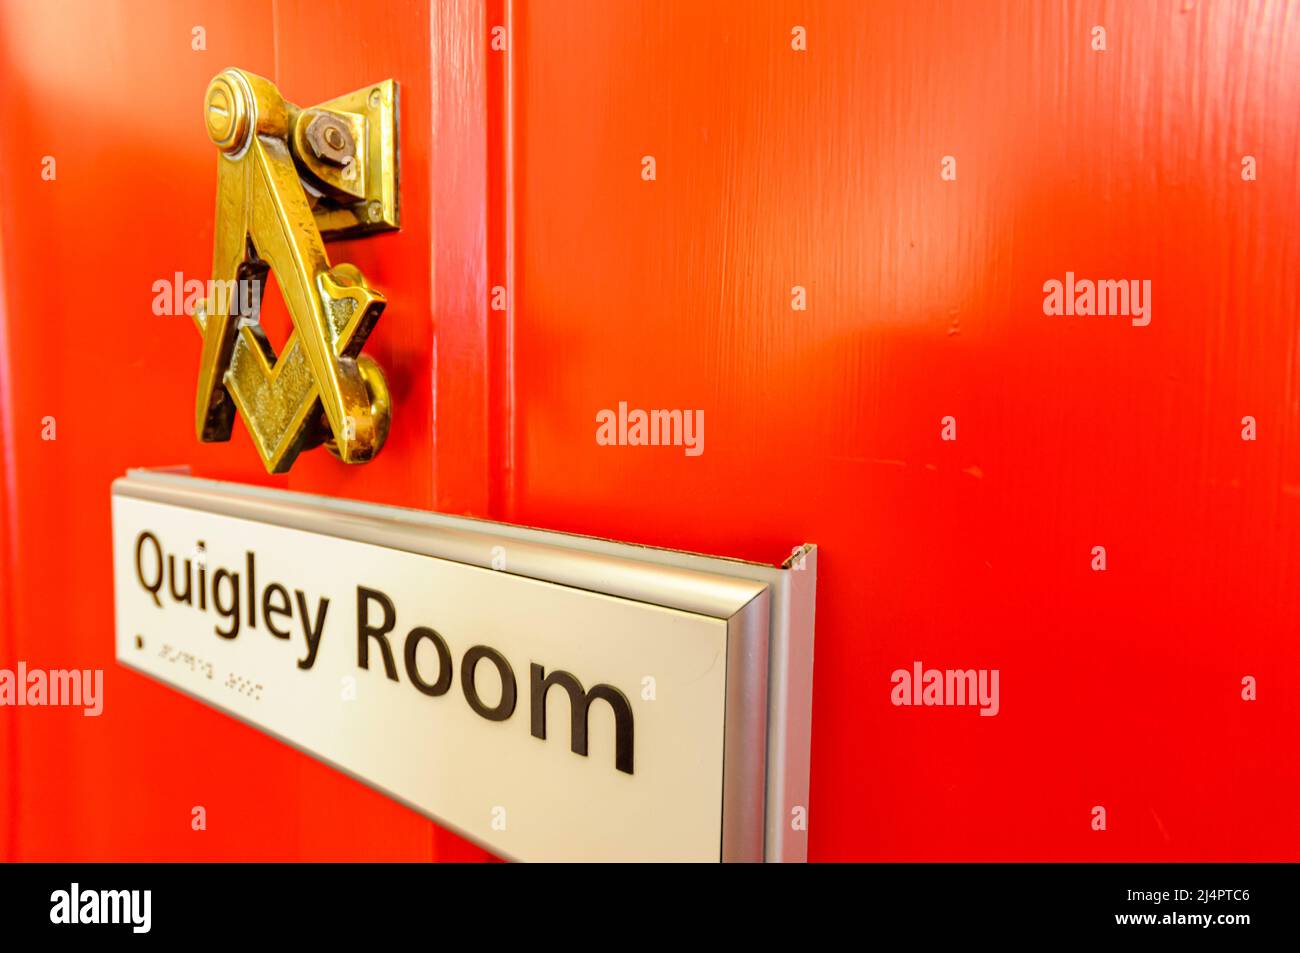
[{"x1": 304, "y1": 111, "x2": 355, "y2": 166}]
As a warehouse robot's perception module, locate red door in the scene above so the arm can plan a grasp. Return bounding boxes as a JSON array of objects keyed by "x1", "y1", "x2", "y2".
[
  {"x1": 0, "y1": 0, "x2": 494, "y2": 861},
  {"x1": 2, "y1": 0, "x2": 1298, "y2": 861}
]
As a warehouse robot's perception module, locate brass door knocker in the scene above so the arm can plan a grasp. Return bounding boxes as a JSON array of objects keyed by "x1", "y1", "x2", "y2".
[{"x1": 193, "y1": 68, "x2": 399, "y2": 473}]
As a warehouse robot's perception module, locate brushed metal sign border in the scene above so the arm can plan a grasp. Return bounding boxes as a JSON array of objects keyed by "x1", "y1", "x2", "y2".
[{"x1": 112, "y1": 468, "x2": 817, "y2": 862}]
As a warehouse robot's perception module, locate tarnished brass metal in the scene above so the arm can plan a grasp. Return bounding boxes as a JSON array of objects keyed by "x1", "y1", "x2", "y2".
[
  {"x1": 193, "y1": 68, "x2": 399, "y2": 473},
  {"x1": 291, "y1": 80, "x2": 400, "y2": 236}
]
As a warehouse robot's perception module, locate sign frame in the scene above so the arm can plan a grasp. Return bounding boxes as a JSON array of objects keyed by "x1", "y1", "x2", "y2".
[{"x1": 111, "y1": 468, "x2": 816, "y2": 862}]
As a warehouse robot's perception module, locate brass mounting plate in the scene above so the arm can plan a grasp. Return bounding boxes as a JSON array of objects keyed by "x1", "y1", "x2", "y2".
[{"x1": 304, "y1": 79, "x2": 399, "y2": 240}]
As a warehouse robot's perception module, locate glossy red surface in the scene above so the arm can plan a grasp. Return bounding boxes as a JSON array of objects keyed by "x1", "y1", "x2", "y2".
[
  {"x1": 0, "y1": 0, "x2": 491, "y2": 861},
  {"x1": 2, "y1": 0, "x2": 1298, "y2": 860}
]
